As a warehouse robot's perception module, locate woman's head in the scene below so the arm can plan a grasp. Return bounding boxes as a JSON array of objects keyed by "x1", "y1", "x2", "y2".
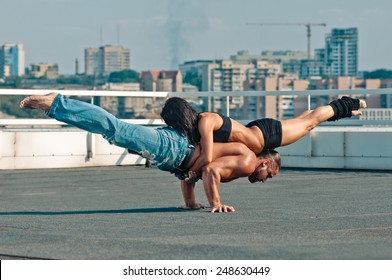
[{"x1": 161, "y1": 97, "x2": 200, "y2": 144}]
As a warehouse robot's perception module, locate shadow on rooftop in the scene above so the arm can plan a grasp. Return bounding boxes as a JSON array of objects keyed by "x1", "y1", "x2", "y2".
[{"x1": 0, "y1": 207, "x2": 195, "y2": 216}]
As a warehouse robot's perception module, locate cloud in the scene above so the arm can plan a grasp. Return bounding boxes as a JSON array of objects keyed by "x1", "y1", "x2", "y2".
[{"x1": 163, "y1": 0, "x2": 210, "y2": 69}]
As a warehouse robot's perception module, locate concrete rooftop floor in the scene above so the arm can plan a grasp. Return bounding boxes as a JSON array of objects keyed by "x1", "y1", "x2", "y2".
[{"x1": 0, "y1": 166, "x2": 391, "y2": 260}]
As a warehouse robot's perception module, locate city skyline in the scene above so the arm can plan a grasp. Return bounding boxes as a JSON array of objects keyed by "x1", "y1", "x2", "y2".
[{"x1": 1, "y1": 0, "x2": 392, "y2": 74}]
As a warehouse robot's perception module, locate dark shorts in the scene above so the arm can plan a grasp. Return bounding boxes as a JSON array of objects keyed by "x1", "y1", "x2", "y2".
[{"x1": 246, "y1": 118, "x2": 282, "y2": 151}]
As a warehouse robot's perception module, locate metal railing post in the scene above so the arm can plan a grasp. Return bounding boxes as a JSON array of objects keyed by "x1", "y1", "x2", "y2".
[
  {"x1": 87, "y1": 96, "x2": 96, "y2": 161},
  {"x1": 305, "y1": 94, "x2": 312, "y2": 157},
  {"x1": 226, "y1": 96, "x2": 230, "y2": 116}
]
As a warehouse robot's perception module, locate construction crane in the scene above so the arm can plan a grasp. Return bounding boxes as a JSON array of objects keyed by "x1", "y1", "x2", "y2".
[{"x1": 246, "y1": 22, "x2": 327, "y2": 60}]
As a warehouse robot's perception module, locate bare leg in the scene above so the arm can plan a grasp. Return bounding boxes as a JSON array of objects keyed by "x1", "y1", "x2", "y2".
[
  {"x1": 296, "y1": 99, "x2": 366, "y2": 120},
  {"x1": 280, "y1": 105, "x2": 332, "y2": 146},
  {"x1": 20, "y1": 92, "x2": 57, "y2": 110},
  {"x1": 280, "y1": 99, "x2": 366, "y2": 146},
  {"x1": 296, "y1": 109, "x2": 313, "y2": 119}
]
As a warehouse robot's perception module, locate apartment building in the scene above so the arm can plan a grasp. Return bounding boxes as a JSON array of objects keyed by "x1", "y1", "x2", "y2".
[
  {"x1": 182, "y1": 46, "x2": 389, "y2": 120},
  {"x1": 29, "y1": 63, "x2": 59, "y2": 79},
  {"x1": 97, "y1": 82, "x2": 150, "y2": 118},
  {"x1": 299, "y1": 59, "x2": 329, "y2": 78},
  {"x1": 201, "y1": 60, "x2": 281, "y2": 93},
  {"x1": 0, "y1": 43, "x2": 25, "y2": 79},
  {"x1": 200, "y1": 61, "x2": 390, "y2": 120},
  {"x1": 138, "y1": 70, "x2": 183, "y2": 117},
  {"x1": 230, "y1": 50, "x2": 309, "y2": 64},
  {"x1": 179, "y1": 60, "x2": 214, "y2": 77},
  {"x1": 140, "y1": 70, "x2": 182, "y2": 92},
  {"x1": 231, "y1": 50, "x2": 307, "y2": 77},
  {"x1": 85, "y1": 45, "x2": 130, "y2": 76},
  {"x1": 325, "y1": 28, "x2": 358, "y2": 77},
  {"x1": 197, "y1": 59, "x2": 284, "y2": 118},
  {"x1": 96, "y1": 81, "x2": 169, "y2": 118}
]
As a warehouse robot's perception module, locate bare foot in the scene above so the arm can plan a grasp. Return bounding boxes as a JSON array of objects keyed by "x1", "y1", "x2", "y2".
[
  {"x1": 359, "y1": 99, "x2": 367, "y2": 109},
  {"x1": 351, "y1": 99, "x2": 367, "y2": 116},
  {"x1": 20, "y1": 92, "x2": 57, "y2": 110}
]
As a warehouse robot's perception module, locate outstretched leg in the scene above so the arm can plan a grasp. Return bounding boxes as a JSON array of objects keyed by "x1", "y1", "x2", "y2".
[
  {"x1": 20, "y1": 92, "x2": 57, "y2": 110},
  {"x1": 280, "y1": 96, "x2": 366, "y2": 146},
  {"x1": 20, "y1": 93, "x2": 160, "y2": 151},
  {"x1": 21, "y1": 92, "x2": 122, "y2": 137},
  {"x1": 20, "y1": 93, "x2": 192, "y2": 173}
]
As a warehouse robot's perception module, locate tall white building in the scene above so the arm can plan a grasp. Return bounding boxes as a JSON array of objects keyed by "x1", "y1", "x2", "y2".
[
  {"x1": 0, "y1": 43, "x2": 25, "y2": 79},
  {"x1": 85, "y1": 45, "x2": 130, "y2": 76},
  {"x1": 325, "y1": 28, "x2": 358, "y2": 77}
]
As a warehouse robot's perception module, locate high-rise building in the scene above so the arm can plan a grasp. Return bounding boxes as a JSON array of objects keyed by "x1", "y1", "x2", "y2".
[
  {"x1": 85, "y1": 45, "x2": 130, "y2": 76},
  {"x1": 0, "y1": 43, "x2": 25, "y2": 79},
  {"x1": 325, "y1": 28, "x2": 358, "y2": 77},
  {"x1": 85, "y1": 48, "x2": 102, "y2": 76}
]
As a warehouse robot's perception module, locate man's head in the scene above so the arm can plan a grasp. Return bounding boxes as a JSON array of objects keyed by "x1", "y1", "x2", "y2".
[{"x1": 248, "y1": 149, "x2": 281, "y2": 183}]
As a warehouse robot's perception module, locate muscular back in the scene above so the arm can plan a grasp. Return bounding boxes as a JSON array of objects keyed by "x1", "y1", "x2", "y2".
[
  {"x1": 229, "y1": 120, "x2": 265, "y2": 154},
  {"x1": 203, "y1": 143, "x2": 257, "y2": 182},
  {"x1": 199, "y1": 112, "x2": 265, "y2": 154}
]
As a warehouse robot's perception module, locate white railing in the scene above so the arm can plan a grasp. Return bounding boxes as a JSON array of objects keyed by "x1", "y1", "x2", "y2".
[
  {"x1": 1, "y1": 88, "x2": 392, "y2": 170},
  {"x1": 1, "y1": 88, "x2": 392, "y2": 125},
  {"x1": 361, "y1": 108, "x2": 392, "y2": 120}
]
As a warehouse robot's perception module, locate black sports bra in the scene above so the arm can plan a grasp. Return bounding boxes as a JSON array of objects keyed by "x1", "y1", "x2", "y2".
[{"x1": 212, "y1": 113, "x2": 232, "y2": 142}]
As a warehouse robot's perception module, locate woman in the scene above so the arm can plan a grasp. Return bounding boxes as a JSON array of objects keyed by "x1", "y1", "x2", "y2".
[{"x1": 161, "y1": 96, "x2": 366, "y2": 171}]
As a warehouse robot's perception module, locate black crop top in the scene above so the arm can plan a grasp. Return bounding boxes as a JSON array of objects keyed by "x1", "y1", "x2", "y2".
[{"x1": 213, "y1": 113, "x2": 232, "y2": 142}]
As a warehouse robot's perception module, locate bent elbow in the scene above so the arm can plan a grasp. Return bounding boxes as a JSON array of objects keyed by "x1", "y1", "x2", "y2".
[
  {"x1": 202, "y1": 165, "x2": 220, "y2": 180},
  {"x1": 200, "y1": 154, "x2": 213, "y2": 166}
]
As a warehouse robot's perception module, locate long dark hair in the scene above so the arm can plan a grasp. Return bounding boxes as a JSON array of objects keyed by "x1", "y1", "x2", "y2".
[{"x1": 161, "y1": 97, "x2": 200, "y2": 144}]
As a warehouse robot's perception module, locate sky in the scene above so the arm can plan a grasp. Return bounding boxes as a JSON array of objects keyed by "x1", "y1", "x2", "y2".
[{"x1": 1, "y1": 0, "x2": 392, "y2": 74}]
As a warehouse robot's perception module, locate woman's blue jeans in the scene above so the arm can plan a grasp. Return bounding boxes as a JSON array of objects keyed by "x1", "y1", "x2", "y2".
[{"x1": 46, "y1": 94, "x2": 191, "y2": 173}]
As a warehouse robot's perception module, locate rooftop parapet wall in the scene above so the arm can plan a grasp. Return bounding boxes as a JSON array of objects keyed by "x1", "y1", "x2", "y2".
[
  {"x1": 277, "y1": 127, "x2": 392, "y2": 170},
  {"x1": 1, "y1": 88, "x2": 392, "y2": 170},
  {"x1": 1, "y1": 126, "x2": 391, "y2": 170}
]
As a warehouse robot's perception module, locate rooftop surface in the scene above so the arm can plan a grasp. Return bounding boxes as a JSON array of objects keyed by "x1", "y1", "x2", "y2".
[{"x1": 0, "y1": 166, "x2": 391, "y2": 260}]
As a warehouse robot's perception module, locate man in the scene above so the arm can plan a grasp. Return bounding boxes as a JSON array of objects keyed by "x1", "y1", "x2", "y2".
[
  {"x1": 179, "y1": 146, "x2": 280, "y2": 213},
  {"x1": 20, "y1": 93, "x2": 280, "y2": 213}
]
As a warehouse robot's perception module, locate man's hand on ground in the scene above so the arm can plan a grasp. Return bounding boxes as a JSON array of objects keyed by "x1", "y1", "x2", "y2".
[{"x1": 211, "y1": 204, "x2": 235, "y2": 213}]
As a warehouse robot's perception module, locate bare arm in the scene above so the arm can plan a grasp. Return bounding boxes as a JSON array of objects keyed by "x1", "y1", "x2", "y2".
[
  {"x1": 201, "y1": 144, "x2": 256, "y2": 213},
  {"x1": 190, "y1": 113, "x2": 221, "y2": 172},
  {"x1": 178, "y1": 179, "x2": 205, "y2": 210}
]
